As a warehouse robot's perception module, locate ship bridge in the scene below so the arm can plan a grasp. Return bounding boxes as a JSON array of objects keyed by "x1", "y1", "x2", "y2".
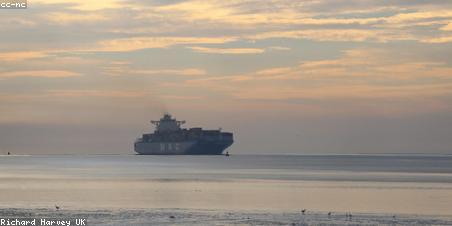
[{"x1": 151, "y1": 113, "x2": 185, "y2": 132}]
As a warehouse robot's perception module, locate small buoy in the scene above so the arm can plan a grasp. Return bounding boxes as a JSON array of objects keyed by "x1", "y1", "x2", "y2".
[{"x1": 169, "y1": 215, "x2": 175, "y2": 219}]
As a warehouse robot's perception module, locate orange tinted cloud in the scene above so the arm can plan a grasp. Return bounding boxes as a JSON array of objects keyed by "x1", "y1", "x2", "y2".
[
  {"x1": 96, "y1": 36, "x2": 236, "y2": 52},
  {"x1": 188, "y1": 46, "x2": 265, "y2": 54},
  {"x1": 45, "y1": 12, "x2": 108, "y2": 24},
  {"x1": 0, "y1": 51, "x2": 48, "y2": 61},
  {"x1": 0, "y1": 70, "x2": 81, "y2": 78},
  {"x1": 35, "y1": 0, "x2": 122, "y2": 10}
]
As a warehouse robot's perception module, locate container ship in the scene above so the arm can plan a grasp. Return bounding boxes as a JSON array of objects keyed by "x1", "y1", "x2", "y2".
[{"x1": 134, "y1": 114, "x2": 233, "y2": 155}]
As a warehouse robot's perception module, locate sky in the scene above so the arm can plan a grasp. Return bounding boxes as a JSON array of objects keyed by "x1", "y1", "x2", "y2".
[{"x1": 0, "y1": 0, "x2": 452, "y2": 155}]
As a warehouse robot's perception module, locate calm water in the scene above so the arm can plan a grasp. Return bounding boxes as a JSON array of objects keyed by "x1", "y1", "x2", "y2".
[{"x1": 1, "y1": 154, "x2": 452, "y2": 215}]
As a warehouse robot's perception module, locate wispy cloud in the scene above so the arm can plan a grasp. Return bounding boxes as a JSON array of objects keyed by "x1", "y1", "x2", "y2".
[
  {"x1": 421, "y1": 36, "x2": 452, "y2": 44},
  {"x1": 102, "y1": 61, "x2": 206, "y2": 77},
  {"x1": 188, "y1": 46, "x2": 265, "y2": 54},
  {"x1": 35, "y1": 0, "x2": 123, "y2": 10},
  {"x1": 267, "y1": 46, "x2": 291, "y2": 51},
  {"x1": 131, "y1": 68, "x2": 206, "y2": 76},
  {"x1": 95, "y1": 36, "x2": 236, "y2": 52},
  {"x1": 247, "y1": 29, "x2": 414, "y2": 43},
  {"x1": 46, "y1": 89, "x2": 150, "y2": 97},
  {"x1": 0, "y1": 70, "x2": 81, "y2": 78},
  {"x1": 0, "y1": 51, "x2": 49, "y2": 61},
  {"x1": 45, "y1": 12, "x2": 109, "y2": 24}
]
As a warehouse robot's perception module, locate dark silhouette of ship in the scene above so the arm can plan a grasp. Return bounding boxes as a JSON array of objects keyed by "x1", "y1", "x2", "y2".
[{"x1": 134, "y1": 114, "x2": 233, "y2": 155}]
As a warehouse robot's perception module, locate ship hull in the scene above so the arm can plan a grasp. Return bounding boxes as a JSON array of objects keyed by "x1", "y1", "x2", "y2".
[{"x1": 134, "y1": 140, "x2": 233, "y2": 155}]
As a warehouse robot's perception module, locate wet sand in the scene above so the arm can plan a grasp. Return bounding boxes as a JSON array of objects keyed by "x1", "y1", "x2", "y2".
[{"x1": 1, "y1": 208, "x2": 452, "y2": 226}]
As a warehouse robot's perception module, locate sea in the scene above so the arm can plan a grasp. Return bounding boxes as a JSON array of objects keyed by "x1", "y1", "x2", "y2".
[{"x1": 1, "y1": 154, "x2": 452, "y2": 225}]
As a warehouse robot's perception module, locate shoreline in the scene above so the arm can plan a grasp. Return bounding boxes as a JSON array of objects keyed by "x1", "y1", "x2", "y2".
[{"x1": 1, "y1": 208, "x2": 452, "y2": 225}]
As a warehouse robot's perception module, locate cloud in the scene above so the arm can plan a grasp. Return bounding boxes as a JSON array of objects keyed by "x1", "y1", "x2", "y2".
[
  {"x1": 0, "y1": 17, "x2": 36, "y2": 28},
  {"x1": 153, "y1": 0, "x2": 304, "y2": 25},
  {"x1": 161, "y1": 95, "x2": 204, "y2": 100},
  {"x1": 256, "y1": 67, "x2": 292, "y2": 76},
  {"x1": 45, "y1": 12, "x2": 109, "y2": 24},
  {"x1": 421, "y1": 36, "x2": 452, "y2": 43},
  {"x1": 35, "y1": 0, "x2": 123, "y2": 10},
  {"x1": 229, "y1": 84, "x2": 452, "y2": 101},
  {"x1": 385, "y1": 11, "x2": 452, "y2": 24},
  {"x1": 188, "y1": 46, "x2": 265, "y2": 54},
  {"x1": 2, "y1": 0, "x2": 451, "y2": 61},
  {"x1": 147, "y1": 1, "x2": 452, "y2": 44},
  {"x1": 441, "y1": 23, "x2": 452, "y2": 31},
  {"x1": 131, "y1": 68, "x2": 206, "y2": 76},
  {"x1": 259, "y1": 48, "x2": 452, "y2": 80},
  {"x1": 267, "y1": 46, "x2": 291, "y2": 51},
  {"x1": 181, "y1": 47, "x2": 452, "y2": 106},
  {"x1": 247, "y1": 29, "x2": 413, "y2": 43},
  {"x1": 95, "y1": 36, "x2": 236, "y2": 52},
  {"x1": 102, "y1": 61, "x2": 206, "y2": 77},
  {"x1": 151, "y1": 1, "x2": 387, "y2": 26},
  {"x1": 0, "y1": 51, "x2": 49, "y2": 61},
  {"x1": 1, "y1": 0, "x2": 452, "y2": 117},
  {"x1": 46, "y1": 90, "x2": 150, "y2": 98},
  {"x1": 0, "y1": 70, "x2": 81, "y2": 78}
]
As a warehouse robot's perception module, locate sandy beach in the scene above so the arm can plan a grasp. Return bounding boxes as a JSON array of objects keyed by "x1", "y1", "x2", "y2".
[{"x1": 1, "y1": 208, "x2": 452, "y2": 226}]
